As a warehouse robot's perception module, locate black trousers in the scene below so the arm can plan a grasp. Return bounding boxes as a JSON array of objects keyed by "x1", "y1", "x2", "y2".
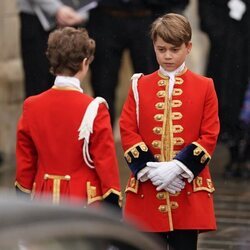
[
  {"x1": 147, "y1": 230, "x2": 198, "y2": 250},
  {"x1": 20, "y1": 13, "x2": 55, "y2": 97},
  {"x1": 87, "y1": 10, "x2": 158, "y2": 125}
]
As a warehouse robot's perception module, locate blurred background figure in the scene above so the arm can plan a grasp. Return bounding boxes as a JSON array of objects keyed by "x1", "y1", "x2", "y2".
[
  {"x1": 87, "y1": 0, "x2": 190, "y2": 125},
  {"x1": 198, "y1": 0, "x2": 249, "y2": 178},
  {"x1": 16, "y1": 0, "x2": 87, "y2": 98}
]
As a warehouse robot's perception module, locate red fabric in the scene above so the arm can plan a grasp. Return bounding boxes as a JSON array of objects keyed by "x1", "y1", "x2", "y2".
[
  {"x1": 120, "y1": 69, "x2": 219, "y2": 232},
  {"x1": 16, "y1": 88, "x2": 121, "y2": 204}
]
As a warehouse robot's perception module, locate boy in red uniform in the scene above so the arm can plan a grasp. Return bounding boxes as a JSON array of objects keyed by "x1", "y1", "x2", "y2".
[
  {"x1": 120, "y1": 13, "x2": 220, "y2": 249},
  {"x1": 15, "y1": 27, "x2": 121, "y2": 207}
]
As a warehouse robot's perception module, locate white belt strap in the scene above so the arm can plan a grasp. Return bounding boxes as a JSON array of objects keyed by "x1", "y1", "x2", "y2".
[
  {"x1": 131, "y1": 73, "x2": 143, "y2": 126},
  {"x1": 78, "y1": 97, "x2": 108, "y2": 168}
]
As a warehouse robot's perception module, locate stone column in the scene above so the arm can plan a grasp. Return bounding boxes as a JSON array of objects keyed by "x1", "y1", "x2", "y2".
[{"x1": 0, "y1": 0, "x2": 23, "y2": 163}]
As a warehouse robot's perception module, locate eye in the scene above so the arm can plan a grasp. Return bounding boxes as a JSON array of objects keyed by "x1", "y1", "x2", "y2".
[
  {"x1": 172, "y1": 48, "x2": 179, "y2": 52},
  {"x1": 158, "y1": 48, "x2": 165, "y2": 53}
]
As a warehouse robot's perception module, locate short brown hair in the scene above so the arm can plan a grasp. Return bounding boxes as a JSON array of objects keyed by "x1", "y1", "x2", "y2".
[
  {"x1": 46, "y1": 27, "x2": 95, "y2": 76},
  {"x1": 150, "y1": 13, "x2": 192, "y2": 46}
]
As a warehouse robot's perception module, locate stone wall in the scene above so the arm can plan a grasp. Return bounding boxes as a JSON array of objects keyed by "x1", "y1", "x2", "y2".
[{"x1": 0, "y1": 0, "x2": 23, "y2": 162}]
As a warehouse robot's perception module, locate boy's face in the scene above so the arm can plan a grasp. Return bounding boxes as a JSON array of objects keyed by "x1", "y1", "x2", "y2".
[{"x1": 153, "y1": 36, "x2": 192, "y2": 72}]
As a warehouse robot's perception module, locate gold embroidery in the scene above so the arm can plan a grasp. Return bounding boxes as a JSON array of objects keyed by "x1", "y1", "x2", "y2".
[
  {"x1": 131, "y1": 148, "x2": 139, "y2": 158},
  {"x1": 172, "y1": 112, "x2": 183, "y2": 120},
  {"x1": 172, "y1": 88, "x2": 183, "y2": 96},
  {"x1": 207, "y1": 179, "x2": 213, "y2": 189},
  {"x1": 86, "y1": 181, "x2": 102, "y2": 204},
  {"x1": 196, "y1": 177, "x2": 202, "y2": 187},
  {"x1": 175, "y1": 77, "x2": 184, "y2": 85},
  {"x1": 14, "y1": 181, "x2": 32, "y2": 194},
  {"x1": 140, "y1": 144, "x2": 148, "y2": 152},
  {"x1": 125, "y1": 154, "x2": 132, "y2": 163},
  {"x1": 193, "y1": 147, "x2": 202, "y2": 156},
  {"x1": 201, "y1": 154, "x2": 208, "y2": 164},
  {"x1": 124, "y1": 142, "x2": 150, "y2": 162},
  {"x1": 170, "y1": 201, "x2": 179, "y2": 209},
  {"x1": 193, "y1": 177, "x2": 215, "y2": 193},
  {"x1": 44, "y1": 174, "x2": 71, "y2": 204},
  {"x1": 192, "y1": 142, "x2": 211, "y2": 159},
  {"x1": 173, "y1": 137, "x2": 184, "y2": 145},
  {"x1": 125, "y1": 177, "x2": 139, "y2": 193},
  {"x1": 173, "y1": 125, "x2": 184, "y2": 133},
  {"x1": 130, "y1": 177, "x2": 135, "y2": 187},
  {"x1": 171, "y1": 100, "x2": 182, "y2": 108}
]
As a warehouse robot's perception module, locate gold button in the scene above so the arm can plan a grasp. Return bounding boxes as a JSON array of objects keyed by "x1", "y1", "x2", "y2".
[
  {"x1": 153, "y1": 127, "x2": 162, "y2": 134},
  {"x1": 155, "y1": 102, "x2": 164, "y2": 109},
  {"x1": 152, "y1": 140, "x2": 161, "y2": 148},
  {"x1": 154, "y1": 154, "x2": 161, "y2": 160},
  {"x1": 156, "y1": 192, "x2": 165, "y2": 199},
  {"x1": 157, "y1": 90, "x2": 166, "y2": 98},
  {"x1": 141, "y1": 194, "x2": 144, "y2": 198},
  {"x1": 158, "y1": 205, "x2": 168, "y2": 212},
  {"x1": 187, "y1": 191, "x2": 191, "y2": 195},
  {"x1": 158, "y1": 80, "x2": 167, "y2": 86},
  {"x1": 154, "y1": 114, "x2": 163, "y2": 121}
]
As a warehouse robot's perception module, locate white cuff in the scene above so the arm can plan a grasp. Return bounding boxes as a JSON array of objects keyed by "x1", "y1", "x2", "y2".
[{"x1": 173, "y1": 159, "x2": 194, "y2": 183}]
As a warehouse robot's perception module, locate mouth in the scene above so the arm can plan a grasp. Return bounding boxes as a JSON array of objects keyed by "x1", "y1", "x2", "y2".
[{"x1": 165, "y1": 63, "x2": 174, "y2": 67}]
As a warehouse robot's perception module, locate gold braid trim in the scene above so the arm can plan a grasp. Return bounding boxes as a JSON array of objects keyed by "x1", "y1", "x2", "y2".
[
  {"x1": 192, "y1": 142, "x2": 211, "y2": 159},
  {"x1": 14, "y1": 181, "x2": 32, "y2": 193},
  {"x1": 102, "y1": 189, "x2": 123, "y2": 207}
]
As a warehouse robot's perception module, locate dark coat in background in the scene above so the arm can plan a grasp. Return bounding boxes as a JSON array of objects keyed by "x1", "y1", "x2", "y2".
[{"x1": 198, "y1": 0, "x2": 249, "y2": 174}]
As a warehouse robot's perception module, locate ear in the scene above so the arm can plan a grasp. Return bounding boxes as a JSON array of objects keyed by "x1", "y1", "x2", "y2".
[
  {"x1": 80, "y1": 58, "x2": 89, "y2": 72},
  {"x1": 187, "y1": 42, "x2": 192, "y2": 54},
  {"x1": 83, "y1": 58, "x2": 88, "y2": 66}
]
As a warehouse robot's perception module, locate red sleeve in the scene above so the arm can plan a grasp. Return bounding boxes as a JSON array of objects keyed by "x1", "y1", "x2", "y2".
[
  {"x1": 119, "y1": 86, "x2": 144, "y2": 150},
  {"x1": 15, "y1": 102, "x2": 38, "y2": 192},
  {"x1": 197, "y1": 78, "x2": 220, "y2": 155},
  {"x1": 89, "y1": 104, "x2": 121, "y2": 198},
  {"x1": 119, "y1": 86, "x2": 155, "y2": 177}
]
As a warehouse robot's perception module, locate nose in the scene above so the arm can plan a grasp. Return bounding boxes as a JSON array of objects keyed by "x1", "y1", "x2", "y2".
[{"x1": 164, "y1": 50, "x2": 172, "y2": 59}]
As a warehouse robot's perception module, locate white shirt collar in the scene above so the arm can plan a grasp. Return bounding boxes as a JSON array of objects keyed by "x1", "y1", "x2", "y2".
[
  {"x1": 159, "y1": 63, "x2": 186, "y2": 97},
  {"x1": 159, "y1": 62, "x2": 186, "y2": 78},
  {"x1": 54, "y1": 76, "x2": 83, "y2": 93}
]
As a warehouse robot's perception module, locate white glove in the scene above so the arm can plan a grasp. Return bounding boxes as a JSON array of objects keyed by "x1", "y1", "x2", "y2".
[
  {"x1": 137, "y1": 167, "x2": 150, "y2": 182},
  {"x1": 228, "y1": 0, "x2": 246, "y2": 21},
  {"x1": 147, "y1": 161, "x2": 184, "y2": 189},
  {"x1": 159, "y1": 176, "x2": 186, "y2": 194}
]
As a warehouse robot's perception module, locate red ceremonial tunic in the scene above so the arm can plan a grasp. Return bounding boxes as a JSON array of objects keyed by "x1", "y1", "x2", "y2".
[
  {"x1": 15, "y1": 88, "x2": 121, "y2": 205},
  {"x1": 120, "y1": 68, "x2": 220, "y2": 232}
]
